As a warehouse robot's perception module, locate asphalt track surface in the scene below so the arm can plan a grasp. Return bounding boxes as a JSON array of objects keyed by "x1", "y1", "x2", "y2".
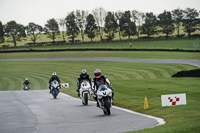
[
  {"x1": 0, "y1": 57, "x2": 199, "y2": 133},
  {"x1": 0, "y1": 90, "x2": 163, "y2": 133},
  {"x1": 1, "y1": 57, "x2": 200, "y2": 68}
]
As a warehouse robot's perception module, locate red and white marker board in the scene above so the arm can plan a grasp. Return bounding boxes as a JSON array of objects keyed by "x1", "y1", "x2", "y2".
[
  {"x1": 161, "y1": 93, "x2": 186, "y2": 107},
  {"x1": 61, "y1": 83, "x2": 69, "y2": 88}
]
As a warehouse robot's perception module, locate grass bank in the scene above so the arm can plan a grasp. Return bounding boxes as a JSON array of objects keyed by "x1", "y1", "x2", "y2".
[
  {"x1": 1, "y1": 39, "x2": 200, "y2": 51},
  {"x1": 0, "y1": 51, "x2": 200, "y2": 59}
]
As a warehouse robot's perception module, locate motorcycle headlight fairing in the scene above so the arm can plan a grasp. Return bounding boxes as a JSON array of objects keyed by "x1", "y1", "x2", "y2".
[{"x1": 98, "y1": 95, "x2": 102, "y2": 99}]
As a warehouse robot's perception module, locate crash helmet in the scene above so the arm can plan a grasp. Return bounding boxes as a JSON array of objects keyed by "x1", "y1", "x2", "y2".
[
  {"x1": 25, "y1": 78, "x2": 28, "y2": 81},
  {"x1": 52, "y1": 72, "x2": 57, "y2": 76},
  {"x1": 81, "y1": 69, "x2": 87, "y2": 77},
  {"x1": 94, "y1": 69, "x2": 101, "y2": 78}
]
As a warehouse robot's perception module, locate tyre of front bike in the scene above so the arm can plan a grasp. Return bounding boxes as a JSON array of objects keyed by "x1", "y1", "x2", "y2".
[
  {"x1": 84, "y1": 93, "x2": 88, "y2": 105},
  {"x1": 103, "y1": 99, "x2": 111, "y2": 115},
  {"x1": 52, "y1": 89, "x2": 58, "y2": 99}
]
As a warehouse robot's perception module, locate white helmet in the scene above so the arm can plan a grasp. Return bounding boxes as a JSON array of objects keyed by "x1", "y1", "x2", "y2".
[
  {"x1": 25, "y1": 78, "x2": 28, "y2": 80},
  {"x1": 52, "y1": 72, "x2": 57, "y2": 76},
  {"x1": 81, "y1": 69, "x2": 87, "y2": 75}
]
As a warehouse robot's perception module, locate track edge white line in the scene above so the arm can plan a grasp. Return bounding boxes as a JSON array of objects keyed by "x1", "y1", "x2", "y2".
[{"x1": 60, "y1": 92, "x2": 166, "y2": 127}]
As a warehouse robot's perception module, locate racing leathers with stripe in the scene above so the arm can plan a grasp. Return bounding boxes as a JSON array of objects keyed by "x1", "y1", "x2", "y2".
[{"x1": 92, "y1": 75, "x2": 114, "y2": 101}]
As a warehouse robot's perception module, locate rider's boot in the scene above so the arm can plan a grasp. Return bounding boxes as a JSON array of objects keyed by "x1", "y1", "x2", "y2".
[
  {"x1": 96, "y1": 102, "x2": 99, "y2": 107},
  {"x1": 76, "y1": 88, "x2": 80, "y2": 97},
  {"x1": 112, "y1": 100, "x2": 114, "y2": 105},
  {"x1": 111, "y1": 96, "x2": 114, "y2": 105}
]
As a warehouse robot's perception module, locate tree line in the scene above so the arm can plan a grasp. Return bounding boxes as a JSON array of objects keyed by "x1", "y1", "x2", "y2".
[{"x1": 0, "y1": 7, "x2": 200, "y2": 46}]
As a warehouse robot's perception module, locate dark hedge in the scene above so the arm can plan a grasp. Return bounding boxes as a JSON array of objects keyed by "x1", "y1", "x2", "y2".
[{"x1": 172, "y1": 69, "x2": 200, "y2": 77}]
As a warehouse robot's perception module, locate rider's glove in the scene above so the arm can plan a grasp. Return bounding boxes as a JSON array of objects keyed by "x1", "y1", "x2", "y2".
[{"x1": 91, "y1": 89, "x2": 96, "y2": 94}]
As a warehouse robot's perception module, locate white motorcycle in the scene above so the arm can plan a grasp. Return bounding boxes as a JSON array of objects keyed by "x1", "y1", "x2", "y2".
[
  {"x1": 96, "y1": 85, "x2": 113, "y2": 115},
  {"x1": 51, "y1": 80, "x2": 60, "y2": 99},
  {"x1": 23, "y1": 84, "x2": 30, "y2": 90},
  {"x1": 79, "y1": 80, "x2": 92, "y2": 105}
]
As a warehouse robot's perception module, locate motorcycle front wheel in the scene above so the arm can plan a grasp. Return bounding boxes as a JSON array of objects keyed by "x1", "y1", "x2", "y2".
[
  {"x1": 52, "y1": 89, "x2": 58, "y2": 99},
  {"x1": 103, "y1": 99, "x2": 111, "y2": 115},
  {"x1": 84, "y1": 93, "x2": 88, "y2": 105}
]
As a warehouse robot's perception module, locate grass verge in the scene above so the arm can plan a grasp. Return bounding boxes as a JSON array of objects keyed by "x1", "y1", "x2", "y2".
[{"x1": 0, "y1": 51, "x2": 200, "y2": 59}]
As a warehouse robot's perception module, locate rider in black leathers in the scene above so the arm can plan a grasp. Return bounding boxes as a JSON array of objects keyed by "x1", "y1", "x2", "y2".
[
  {"x1": 23, "y1": 78, "x2": 30, "y2": 89},
  {"x1": 92, "y1": 69, "x2": 114, "y2": 106},
  {"x1": 76, "y1": 69, "x2": 92, "y2": 97},
  {"x1": 49, "y1": 72, "x2": 61, "y2": 93}
]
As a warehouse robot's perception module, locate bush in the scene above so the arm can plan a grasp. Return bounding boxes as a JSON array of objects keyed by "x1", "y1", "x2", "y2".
[{"x1": 172, "y1": 69, "x2": 200, "y2": 77}]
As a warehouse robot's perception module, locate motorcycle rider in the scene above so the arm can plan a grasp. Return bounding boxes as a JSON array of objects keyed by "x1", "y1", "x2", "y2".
[
  {"x1": 76, "y1": 69, "x2": 92, "y2": 97},
  {"x1": 49, "y1": 72, "x2": 61, "y2": 93},
  {"x1": 92, "y1": 69, "x2": 114, "y2": 106},
  {"x1": 23, "y1": 78, "x2": 30, "y2": 87}
]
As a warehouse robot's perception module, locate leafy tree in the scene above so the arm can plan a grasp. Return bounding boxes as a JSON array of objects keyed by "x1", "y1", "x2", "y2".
[
  {"x1": 183, "y1": 8, "x2": 199, "y2": 37},
  {"x1": 158, "y1": 11, "x2": 175, "y2": 37},
  {"x1": 76, "y1": 10, "x2": 88, "y2": 42},
  {"x1": 172, "y1": 8, "x2": 184, "y2": 37},
  {"x1": 65, "y1": 11, "x2": 79, "y2": 43},
  {"x1": 44, "y1": 18, "x2": 59, "y2": 43},
  {"x1": 4, "y1": 21, "x2": 25, "y2": 46},
  {"x1": 85, "y1": 14, "x2": 97, "y2": 42},
  {"x1": 20, "y1": 26, "x2": 26, "y2": 38},
  {"x1": 115, "y1": 11, "x2": 124, "y2": 40},
  {"x1": 104, "y1": 12, "x2": 118, "y2": 40},
  {"x1": 26, "y1": 22, "x2": 43, "y2": 45},
  {"x1": 0, "y1": 21, "x2": 4, "y2": 43},
  {"x1": 141, "y1": 12, "x2": 158, "y2": 38},
  {"x1": 132, "y1": 10, "x2": 145, "y2": 39},
  {"x1": 121, "y1": 11, "x2": 137, "y2": 40},
  {"x1": 92, "y1": 7, "x2": 106, "y2": 41},
  {"x1": 58, "y1": 18, "x2": 66, "y2": 41}
]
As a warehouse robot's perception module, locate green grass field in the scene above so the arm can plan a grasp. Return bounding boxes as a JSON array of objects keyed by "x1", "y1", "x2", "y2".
[
  {"x1": 0, "y1": 50, "x2": 200, "y2": 132},
  {"x1": 2, "y1": 39, "x2": 200, "y2": 51},
  {"x1": 0, "y1": 51, "x2": 200, "y2": 59}
]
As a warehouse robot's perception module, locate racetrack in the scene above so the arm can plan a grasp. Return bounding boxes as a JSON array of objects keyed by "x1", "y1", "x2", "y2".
[
  {"x1": 0, "y1": 57, "x2": 199, "y2": 133},
  {"x1": 0, "y1": 90, "x2": 162, "y2": 133},
  {"x1": 1, "y1": 57, "x2": 200, "y2": 67}
]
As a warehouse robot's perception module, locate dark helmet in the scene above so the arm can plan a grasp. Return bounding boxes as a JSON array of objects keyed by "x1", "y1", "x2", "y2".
[
  {"x1": 94, "y1": 69, "x2": 101, "y2": 78},
  {"x1": 81, "y1": 69, "x2": 87, "y2": 78}
]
